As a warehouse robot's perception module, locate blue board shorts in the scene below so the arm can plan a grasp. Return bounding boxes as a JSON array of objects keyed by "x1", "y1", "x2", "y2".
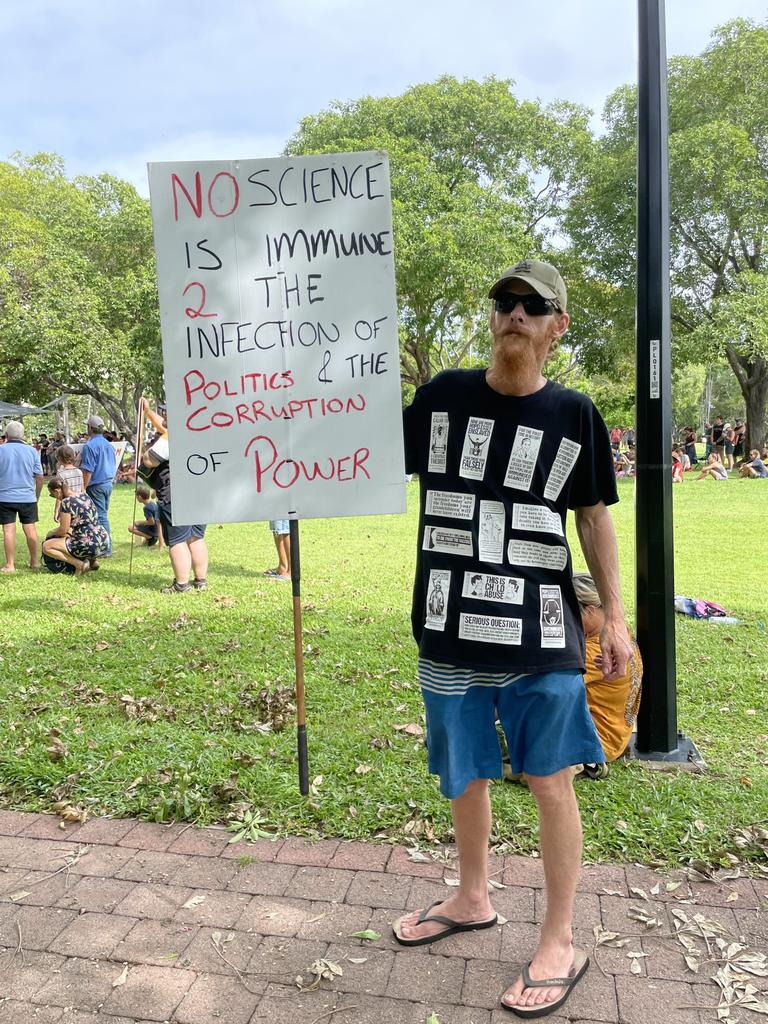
[{"x1": 418, "y1": 658, "x2": 604, "y2": 799}]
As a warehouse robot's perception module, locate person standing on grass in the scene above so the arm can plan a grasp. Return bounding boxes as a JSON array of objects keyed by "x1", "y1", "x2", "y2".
[
  {"x1": 712, "y1": 415, "x2": 725, "y2": 463},
  {"x1": 80, "y1": 415, "x2": 116, "y2": 556},
  {"x1": 140, "y1": 410, "x2": 208, "y2": 594},
  {"x1": 0, "y1": 421, "x2": 43, "y2": 572},
  {"x1": 683, "y1": 426, "x2": 698, "y2": 467},
  {"x1": 396, "y1": 259, "x2": 631, "y2": 1018},
  {"x1": 264, "y1": 520, "x2": 291, "y2": 581}
]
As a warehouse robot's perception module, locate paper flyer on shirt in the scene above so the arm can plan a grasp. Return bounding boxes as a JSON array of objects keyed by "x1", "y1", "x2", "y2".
[
  {"x1": 459, "y1": 417, "x2": 494, "y2": 481},
  {"x1": 478, "y1": 499, "x2": 504, "y2": 562},
  {"x1": 423, "y1": 525, "x2": 473, "y2": 556},
  {"x1": 425, "y1": 568, "x2": 451, "y2": 631},
  {"x1": 504, "y1": 425, "x2": 543, "y2": 491},
  {"x1": 459, "y1": 613, "x2": 522, "y2": 645},
  {"x1": 425, "y1": 490, "x2": 476, "y2": 520},
  {"x1": 428, "y1": 412, "x2": 449, "y2": 473},
  {"x1": 539, "y1": 584, "x2": 566, "y2": 648},
  {"x1": 543, "y1": 437, "x2": 581, "y2": 501},
  {"x1": 512, "y1": 502, "x2": 564, "y2": 537},
  {"x1": 508, "y1": 538, "x2": 568, "y2": 571},
  {"x1": 462, "y1": 572, "x2": 524, "y2": 605}
]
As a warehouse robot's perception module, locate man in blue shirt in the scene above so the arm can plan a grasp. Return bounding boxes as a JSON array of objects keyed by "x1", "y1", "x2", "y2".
[
  {"x1": 0, "y1": 421, "x2": 43, "y2": 572},
  {"x1": 80, "y1": 415, "x2": 116, "y2": 556}
]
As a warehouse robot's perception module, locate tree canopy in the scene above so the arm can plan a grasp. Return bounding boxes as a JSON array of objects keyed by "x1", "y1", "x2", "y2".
[
  {"x1": 4, "y1": 22, "x2": 768, "y2": 439},
  {"x1": 565, "y1": 18, "x2": 768, "y2": 446},
  {"x1": 0, "y1": 153, "x2": 161, "y2": 434},
  {"x1": 286, "y1": 76, "x2": 593, "y2": 387}
]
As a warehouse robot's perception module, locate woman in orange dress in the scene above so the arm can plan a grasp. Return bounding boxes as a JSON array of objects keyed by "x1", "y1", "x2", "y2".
[{"x1": 573, "y1": 573, "x2": 643, "y2": 765}]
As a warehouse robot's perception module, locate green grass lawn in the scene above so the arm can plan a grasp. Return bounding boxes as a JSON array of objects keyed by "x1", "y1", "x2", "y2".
[{"x1": 1, "y1": 476, "x2": 766, "y2": 867}]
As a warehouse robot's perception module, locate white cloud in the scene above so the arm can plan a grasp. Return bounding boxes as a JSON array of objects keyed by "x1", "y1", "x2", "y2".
[{"x1": 68, "y1": 130, "x2": 289, "y2": 196}]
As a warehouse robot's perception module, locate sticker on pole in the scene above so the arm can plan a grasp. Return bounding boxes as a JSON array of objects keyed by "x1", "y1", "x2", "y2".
[
  {"x1": 148, "y1": 153, "x2": 406, "y2": 524},
  {"x1": 650, "y1": 339, "x2": 660, "y2": 399}
]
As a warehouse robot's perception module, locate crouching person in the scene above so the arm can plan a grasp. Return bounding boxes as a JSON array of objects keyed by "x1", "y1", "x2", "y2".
[
  {"x1": 43, "y1": 477, "x2": 109, "y2": 576},
  {"x1": 573, "y1": 572, "x2": 642, "y2": 776}
]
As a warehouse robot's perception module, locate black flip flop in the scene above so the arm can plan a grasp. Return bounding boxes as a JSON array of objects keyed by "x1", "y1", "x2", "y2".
[
  {"x1": 501, "y1": 949, "x2": 589, "y2": 1018},
  {"x1": 392, "y1": 899, "x2": 497, "y2": 947}
]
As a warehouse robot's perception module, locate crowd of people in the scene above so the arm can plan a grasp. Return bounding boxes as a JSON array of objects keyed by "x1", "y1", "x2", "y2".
[
  {"x1": 607, "y1": 419, "x2": 768, "y2": 483},
  {"x1": 0, "y1": 415, "x2": 121, "y2": 574}
]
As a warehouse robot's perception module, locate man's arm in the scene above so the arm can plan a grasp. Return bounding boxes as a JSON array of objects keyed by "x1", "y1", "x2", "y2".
[
  {"x1": 574, "y1": 501, "x2": 633, "y2": 681},
  {"x1": 34, "y1": 474, "x2": 44, "y2": 499},
  {"x1": 141, "y1": 398, "x2": 166, "y2": 433},
  {"x1": 82, "y1": 469, "x2": 92, "y2": 488}
]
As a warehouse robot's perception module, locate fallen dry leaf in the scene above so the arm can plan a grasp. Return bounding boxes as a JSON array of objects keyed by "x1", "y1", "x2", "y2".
[
  {"x1": 393, "y1": 722, "x2": 424, "y2": 737},
  {"x1": 112, "y1": 965, "x2": 128, "y2": 987},
  {"x1": 182, "y1": 893, "x2": 207, "y2": 909}
]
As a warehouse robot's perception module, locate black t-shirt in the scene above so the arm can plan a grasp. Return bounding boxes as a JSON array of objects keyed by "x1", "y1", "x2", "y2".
[
  {"x1": 403, "y1": 369, "x2": 618, "y2": 673},
  {"x1": 712, "y1": 423, "x2": 724, "y2": 444}
]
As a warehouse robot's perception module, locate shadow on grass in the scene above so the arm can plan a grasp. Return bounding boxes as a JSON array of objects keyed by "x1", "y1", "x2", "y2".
[{"x1": 2, "y1": 597, "x2": 66, "y2": 612}]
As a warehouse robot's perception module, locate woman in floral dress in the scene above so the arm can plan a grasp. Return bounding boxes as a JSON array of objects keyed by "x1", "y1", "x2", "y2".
[{"x1": 43, "y1": 476, "x2": 109, "y2": 575}]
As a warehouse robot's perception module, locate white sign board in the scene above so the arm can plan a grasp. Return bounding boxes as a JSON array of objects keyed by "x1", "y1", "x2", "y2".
[
  {"x1": 69, "y1": 442, "x2": 127, "y2": 481},
  {"x1": 148, "y1": 153, "x2": 406, "y2": 524}
]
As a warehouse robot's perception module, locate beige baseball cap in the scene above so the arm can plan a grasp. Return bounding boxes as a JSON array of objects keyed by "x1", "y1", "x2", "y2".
[{"x1": 488, "y1": 258, "x2": 567, "y2": 310}]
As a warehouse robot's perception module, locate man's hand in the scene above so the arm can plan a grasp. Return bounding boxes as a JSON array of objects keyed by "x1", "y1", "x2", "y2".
[{"x1": 598, "y1": 617, "x2": 633, "y2": 681}]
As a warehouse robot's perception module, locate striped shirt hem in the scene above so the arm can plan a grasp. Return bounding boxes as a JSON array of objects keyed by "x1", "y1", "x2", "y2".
[{"x1": 418, "y1": 657, "x2": 528, "y2": 696}]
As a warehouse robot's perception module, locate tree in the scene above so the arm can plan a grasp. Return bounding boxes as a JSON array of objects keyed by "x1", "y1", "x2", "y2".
[
  {"x1": 565, "y1": 19, "x2": 768, "y2": 449},
  {"x1": 0, "y1": 154, "x2": 162, "y2": 435},
  {"x1": 286, "y1": 76, "x2": 593, "y2": 387}
]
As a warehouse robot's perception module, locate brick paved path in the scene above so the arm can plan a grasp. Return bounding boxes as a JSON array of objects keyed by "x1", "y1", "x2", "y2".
[{"x1": 0, "y1": 811, "x2": 764, "y2": 1023}]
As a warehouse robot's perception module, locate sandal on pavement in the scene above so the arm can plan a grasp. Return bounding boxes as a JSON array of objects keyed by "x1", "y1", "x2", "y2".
[
  {"x1": 501, "y1": 949, "x2": 589, "y2": 1018},
  {"x1": 393, "y1": 899, "x2": 497, "y2": 947}
]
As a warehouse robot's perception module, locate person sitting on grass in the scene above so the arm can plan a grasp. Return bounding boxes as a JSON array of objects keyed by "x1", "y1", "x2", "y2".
[
  {"x1": 128, "y1": 484, "x2": 163, "y2": 547},
  {"x1": 739, "y1": 449, "x2": 768, "y2": 478},
  {"x1": 694, "y1": 452, "x2": 728, "y2": 481},
  {"x1": 572, "y1": 573, "x2": 643, "y2": 777},
  {"x1": 42, "y1": 476, "x2": 109, "y2": 576},
  {"x1": 613, "y1": 448, "x2": 631, "y2": 477},
  {"x1": 671, "y1": 447, "x2": 684, "y2": 483}
]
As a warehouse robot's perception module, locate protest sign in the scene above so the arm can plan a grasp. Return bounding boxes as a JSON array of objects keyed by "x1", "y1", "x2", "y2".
[
  {"x1": 147, "y1": 153, "x2": 406, "y2": 524},
  {"x1": 70, "y1": 441, "x2": 127, "y2": 480}
]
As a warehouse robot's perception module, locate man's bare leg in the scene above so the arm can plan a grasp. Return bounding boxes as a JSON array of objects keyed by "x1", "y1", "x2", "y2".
[
  {"x1": 22, "y1": 522, "x2": 40, "y2": 568},
  {"x1": 396, "y1": 778, "x2": 494, "y2": 940},
  {"x1": 502, "y1": 768, "x2": 582, "y2": 1011},
  {"x1": 188, "y1": 537, "x2": 208, "y2": 581},
  {"x1": 169, "y1": 542, "x2": 192, "y2": 584},
  {"x1": 276, "y1": 534, "x2": 291, "y2": 577},
  {"x1": 2, "y1": 523, "x2": 16, "y2": 571}
]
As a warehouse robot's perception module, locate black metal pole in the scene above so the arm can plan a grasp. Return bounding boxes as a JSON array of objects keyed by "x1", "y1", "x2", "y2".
[
  {"x1": 634, "y1": 0, "x2": 678, "y2": 754},
  {"x1": 289, "y1": 520, "x2": 310, "y2": 795}
]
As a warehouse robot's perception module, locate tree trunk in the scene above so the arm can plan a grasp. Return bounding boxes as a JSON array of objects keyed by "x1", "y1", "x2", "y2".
[
  {"x1": 724, "y1": 347, "x2": 768, "y2": 452},
  {"x1": 743, "y1": 372, "x2": 768, "y2": 452}
]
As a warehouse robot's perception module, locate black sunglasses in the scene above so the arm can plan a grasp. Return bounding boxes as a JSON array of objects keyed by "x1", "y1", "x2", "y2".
[{"x1": 494, "y1": 293, "x2": 560, "y2": 317}]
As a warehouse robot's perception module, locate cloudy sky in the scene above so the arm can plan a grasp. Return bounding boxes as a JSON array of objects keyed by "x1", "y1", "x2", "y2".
[{"x1": 2, "y1": 0, "x2": 765, "y2": 195}]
